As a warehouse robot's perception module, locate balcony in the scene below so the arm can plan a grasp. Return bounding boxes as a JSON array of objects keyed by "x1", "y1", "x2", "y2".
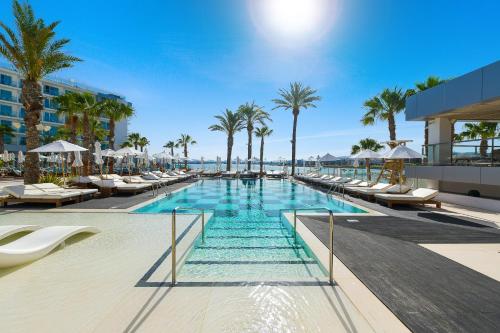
[{"x1": 422, "y1": 137, "x2": 500, "y2": 167}]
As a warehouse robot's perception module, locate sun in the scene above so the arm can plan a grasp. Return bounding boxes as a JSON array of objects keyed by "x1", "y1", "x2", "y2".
[{"x1": 248, "y1": 0, "x2": 337, "y2": 44}]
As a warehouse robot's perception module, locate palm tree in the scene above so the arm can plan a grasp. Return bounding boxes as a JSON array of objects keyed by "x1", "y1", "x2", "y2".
[
  {"x1": 0, "y1": 124, "x2": 15, "y2": 152},
  {"x1": 127, "y1": 132, "x2": 141, "y2": 150},
  {"x1": 361, "y1": 87, "x2": 412, "y2": 147},
  {"x1": 209, "y1": 109, "x2": 244, "y2": 171},
  {"x1": 163, "y1": 141, "x2": 176, "y2": 156},
  {"x1": 459, "y1": 122, "x2": 498, "y2": 157},
  {"x1": 72, "y1": 92, "x2": 100, "y2": 175},
  {"x1": 54, "y1": 92, "x2": 80, "y2": 144},
  {"x1": 238, "y1": 102, "x2": 271, "y2": 170},
  {"x1": 176, "y1": 134, "x2": 196, "y2": 169},
  {"x1": 100, "y1": 99, "x2": 134, "y2": 150},
  {"x1": 415, "y1": 76, "x2": 445, "y2": 154},
  {"x1": 99, "y1": 99, "x2": 134, "y2": 171},
  {"x1": 0, "y1": 1, "x2": 81, "y2": 183},
  {"x1": 120, "y1": 141, "x2": 133, "y2": 148},
  {"x1": 255, "y1": 126, "x2": 273, "y2": 176},
  {"x1": 137, "y1": 137, "x2": 149, "y2": 152},
  {"x1": 351, "y1": 138, "x2": 384, "y2": 155},
  {"x1": 89, "y1": 118, "x2": 108, "y2": 145},
  {"x1": 272, "y1": 82, "x2": 320, "y2": 176}
]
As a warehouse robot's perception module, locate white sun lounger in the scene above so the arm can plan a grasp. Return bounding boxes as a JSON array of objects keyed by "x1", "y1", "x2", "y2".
[
  {"x1": 375, "y1": 188, "x2": 441, "y2": 208},
  {"x1": 0, "y1": 226, "x2": 100, "y2": 268},
  {"x1": 1, "y1": 185, "x2": 83, "y2": 207},
  {"x1": 0, "y1": 225, "x2": 41, "y2": 241}
]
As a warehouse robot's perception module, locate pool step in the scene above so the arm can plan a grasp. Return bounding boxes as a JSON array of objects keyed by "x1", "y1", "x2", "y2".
[
  {"x1": 188, "y1": 247, "x2": 312, "y2": 261},
  {"x1": 178, "y1": 262, "x2": 325, "y2": 281}
]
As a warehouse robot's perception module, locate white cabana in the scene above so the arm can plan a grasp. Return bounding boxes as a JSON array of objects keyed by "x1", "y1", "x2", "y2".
[
  {"x1": 29, "y1": 140, "x2": 87, "y2": 185},
  {"x1": 216, "y1": 156, "x2": 222, "y2": 172},
  {"x1": 236, "y1": 156, "x2": 240, "y2": 172},
  {"x1": 383, "y1": 145, "x2": 424, "y2": 159},
  {"x1": 3, "y1": 150, "x2": 10, "y2": 162},
  {"x1": 350, "y1": 149, "x2": 383, "y2": 181},
  {"x1": 29, "y1": 140, "x2": 87, "y2": 153},
  {"x1": 200, "y1": 156, "x2": 204, "y2": 171}
]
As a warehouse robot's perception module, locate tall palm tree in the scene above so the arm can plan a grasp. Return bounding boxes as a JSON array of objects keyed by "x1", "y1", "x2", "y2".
[
  {"x1": 0, "y1": 124, "x2": 15, "y2": 152},
  {"x1": 209, "y1": 109, "x2": 244, "y2": 171},
  {"x1": 127, "y1": 132, "x2": 141, "y2": 150},
  {"x1": 361, "y1": 87, "x2": 412, "y2": 147},
  {"x1": 100, "y1": 99, "x2": 134, "y2": 150},
  {"x1": 54, "y1": 92, "x2": 80, "y2": 144},
  {"x1": 415, "y1": 76, "x2": 445, "y2": 154},
  {"x1": 137, "y1": 137, "x2": 149, "y2": 152},
  {"x1": 89, "y1": 118, "x2": 108, "y2": 145},
  {"x1": 120, "y1": 141, "x2": 133, "y2": 148},
  {"x1": 0, "y1": 1, "x2": 81, "y2": 183},
  {"x1": 351, "y1": 138, "x2": 384, "y2": 155},
  {"x1": 459, "y1": 122, "x2": 498, "y2": 157},
  {"x1": 238, "y1": 102, "x2": 271, "y2": 170},
  {"x1": 272, "y1": 82, "x2": 320, "y2": 176},
  {"x1": 163, "y1": 140, "x2": 176, "y2": 156},
  {"x1": 176, "y1": 134, "x2": 196, "y2": 169},
  {"x1": 255, "y1": 126, "x2": 273, "y2": 176},
  {"x1": 72, "y1": 92, "x2": 100, "y2": 175}
]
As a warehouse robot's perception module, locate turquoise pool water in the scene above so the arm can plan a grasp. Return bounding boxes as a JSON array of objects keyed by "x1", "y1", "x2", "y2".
[{"x1": 135, "y1": 179, "x2": 366, "y2": 282}]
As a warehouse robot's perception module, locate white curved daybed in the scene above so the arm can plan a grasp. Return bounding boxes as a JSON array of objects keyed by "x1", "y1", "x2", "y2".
[
  {"x1": 0, "y1": 225, "x2": 40, "y2": 241},
  {"x1": 0, "y1": 226, "x2": 100, "y2": 268}
]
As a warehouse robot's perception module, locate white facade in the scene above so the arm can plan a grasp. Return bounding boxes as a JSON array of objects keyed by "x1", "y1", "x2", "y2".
[{"x1": 0, "y1": 65, "x2": 130, "y2": 152}]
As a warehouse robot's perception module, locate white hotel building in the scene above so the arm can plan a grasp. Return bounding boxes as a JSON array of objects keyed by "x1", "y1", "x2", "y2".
[{"x1": 0, "y1": 65, "x2": 129, "y2": 152}]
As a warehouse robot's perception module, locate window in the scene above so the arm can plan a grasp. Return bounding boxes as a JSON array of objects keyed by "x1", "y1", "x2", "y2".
[
  {"x1": 19, "y1": 107, "x2": 26, "y2": 118},
  {"x1": 43, "y1": 112, "x2": 60, "y2": 123},
  {"x1": 44, "y1": 98, "x2": 59, "y2": 110},
  {"x1": 101, "y1": 121, "x2": 110, "y2": 130},
  {"x1": 0, "y1": 89, "x2": 13, "y2": 102},
  {"x1": 19, "y1": 136, "x2": 26, "y2": 145},
  {"x1": 48, "y1": 127, "x2": 58, "y2": 136},
  {"x1": 0, "y1": 74, "x2": 12, "y2": 86},
  {"x1": 1, "y1": 119, "x2": 12, "y2": 127},
  {"x1": 3, "y1": 134, "x2": 13, "y2": 144},
  {"x1": 0, "y1": 104, "x2": 13, "y2": 116},
  {"x1": 43, "y1": 85, "x2": 59, "y2": 96},
  {"x1": 19, "y1": 123, "x2": 26, "y2": 133}
]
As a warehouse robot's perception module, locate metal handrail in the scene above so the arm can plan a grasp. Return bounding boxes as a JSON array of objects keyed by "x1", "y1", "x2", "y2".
[
  {"x1": 279, "y1": 207, "x2": 334, "y2": 285},
  {"x1": 171, "y1": 207, "x2": 214, "y2": 285}
]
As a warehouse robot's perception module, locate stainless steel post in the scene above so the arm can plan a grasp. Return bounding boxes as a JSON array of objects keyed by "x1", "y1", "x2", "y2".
[
  {"x1": 329, "y1": 210, "x2": 334, "y2": 285},
  {"x1": 293, "y1": 210, "x2": 297, "y2": 244},
  {"x1": 171, "y1": 209, "x2": 177, "y2": 285}
]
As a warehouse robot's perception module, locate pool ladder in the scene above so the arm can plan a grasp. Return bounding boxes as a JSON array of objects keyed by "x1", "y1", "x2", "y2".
[
  {"x1": 279, "y1": 207, "x2": 335, "y2": 285},
  {"x1": 170, "y1": 207, "x2": 214, "y2": 286},
  {"x1": 327, "y1": 182, "x2": 345, "y2": 199}
]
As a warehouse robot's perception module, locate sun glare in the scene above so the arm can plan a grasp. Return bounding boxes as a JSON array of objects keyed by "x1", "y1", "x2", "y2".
[{"x1": 248, "y1": 0, "x2": 337, "y2": 44}]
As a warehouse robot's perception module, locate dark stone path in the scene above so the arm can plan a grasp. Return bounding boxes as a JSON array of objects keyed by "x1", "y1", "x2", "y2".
[{"x1": 299, "y1": 214, "x2": 500, "y2": 333}]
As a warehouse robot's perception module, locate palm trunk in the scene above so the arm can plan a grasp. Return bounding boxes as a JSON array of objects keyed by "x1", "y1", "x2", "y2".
[
  {"x1": 82, "y1": 111, "x2": 91, "y2": 176},
  {"x1": 227, "y1": 135, "x2": 233, "y2": 172},
  {"x1": 247, "y1": 127, "x2": 252, "y2": 170},
  {"x1": 480, "y1": 138, "x2": 488, "y2": 157},
  {"x1": 184, "y1": 145, "x2": 188, "y2": 169},
  {"x1": 291, "y1": 110, "x2": 299, "y2": 176},
  {"x1": 22, "y1": 80, "x2": 43, "y2": 184},
  {"x1": 109, "y1": 119, "x2": 115, "y2": 172},
  {"x1": 388, "y1": 113, "x2": 397, "y2": 147},
  {"x1": 259, "y1": 137, "x2": 264, "y2": 176}
]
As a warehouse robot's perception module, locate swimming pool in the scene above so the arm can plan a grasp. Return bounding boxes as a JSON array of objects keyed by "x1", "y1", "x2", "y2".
[{"x1": 135, "y1": 179, "x2": 367, "y2": 283}]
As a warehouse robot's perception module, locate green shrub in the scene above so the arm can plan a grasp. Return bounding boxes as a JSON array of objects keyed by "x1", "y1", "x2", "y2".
[{"x1": 39, "y1": 174, "x2": 64, "y2": 186}]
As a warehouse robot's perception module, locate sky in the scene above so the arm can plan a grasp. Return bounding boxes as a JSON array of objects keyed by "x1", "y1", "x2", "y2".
[{"x1": 1, "y1": 0, "x2": 499, "y2": 160}]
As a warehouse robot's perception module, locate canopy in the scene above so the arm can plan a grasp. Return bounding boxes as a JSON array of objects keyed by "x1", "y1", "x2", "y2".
[
  {"x1": 29, "y1": 140, "x2": 87, "y2": 153},
  {"x1": 320, "y1": 153, "x2": 338, "y2": 162},
  {"x1": 351, "y1": 149, "x2": 383, "y2": 159},
  {"x1": 114, "y1": 147, "x2": 141, "y2": 156},
  {"x1": 143, "y1": 147, "x2": 149, "y2": 165},
  {"x1": 101, "y1": 149, "x2": 116, "y2": 157},
  {"x1": 383, "y1": 145, "x2": 423, "y2": 159}
]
